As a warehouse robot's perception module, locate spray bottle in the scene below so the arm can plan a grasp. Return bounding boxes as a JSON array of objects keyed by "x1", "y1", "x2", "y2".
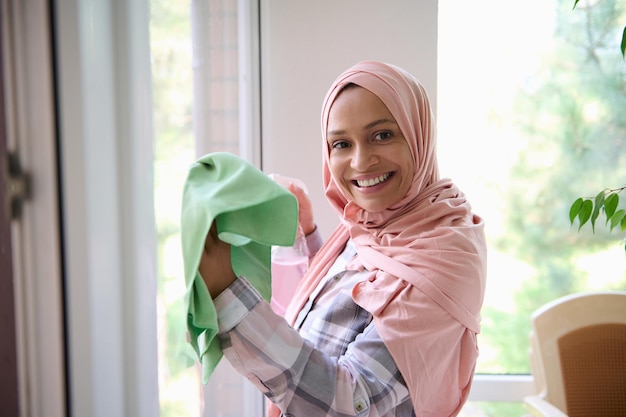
[{"x1": 268, "y1": 174, "x2": 310, "y2": 315}]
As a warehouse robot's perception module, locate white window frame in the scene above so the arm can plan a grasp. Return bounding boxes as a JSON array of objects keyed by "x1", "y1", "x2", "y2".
[
  {"x1": 469, "y1": 375, "x2": 535, "y2": 402},
  {"x1": 54, "y1": 1, "x2": 159, "y2": 416}
]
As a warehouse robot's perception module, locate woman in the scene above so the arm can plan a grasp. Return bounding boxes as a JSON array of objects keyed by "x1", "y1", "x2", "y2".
[{"x1": 199, "y1": 61, "x2": 487, "y2": 416}]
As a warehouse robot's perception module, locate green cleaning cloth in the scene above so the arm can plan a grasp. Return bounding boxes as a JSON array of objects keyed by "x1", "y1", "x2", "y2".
[{"x1": 181, "y1": 152, "x2": 298, "y2": 383}]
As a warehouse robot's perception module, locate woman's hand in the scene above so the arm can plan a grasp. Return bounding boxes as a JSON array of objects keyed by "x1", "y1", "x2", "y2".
[
  {"x1": 288, "y1": 183, "x2": 316, "y2": 235},
  {"x1": 198, "y1": 222, "x2": 237, "y2": 298}
]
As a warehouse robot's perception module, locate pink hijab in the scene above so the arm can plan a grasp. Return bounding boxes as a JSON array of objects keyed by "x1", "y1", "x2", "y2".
[{"x1": 281, "y1": 61, "x2": 487, "y2": 415}]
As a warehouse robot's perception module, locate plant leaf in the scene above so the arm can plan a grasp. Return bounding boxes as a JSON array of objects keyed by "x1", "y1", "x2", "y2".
[
  {"x1": 604, "y1": 193, "x2": 619, "y2": 222},
  {"x1": 573, "y1": 0, "x2": 581, "y2": 10},
  {"x1": 578, "y1": 199, "x2": 593, "y2": 231},
  {"x1": 621, "y1": 26, "x2": 626, "y2": 59},
  {"x1": 610, "y1": 209, "x2": 625, "y2": 231},
  {"x1": 569, "y1": 197, "x2": 584, "y2": 224},
  {"x1": 590, "y1": 191, "x2": 605, "y2": 232},
  {"x1": 621, "y1": 212, "x2": 626, "y2": 232}
]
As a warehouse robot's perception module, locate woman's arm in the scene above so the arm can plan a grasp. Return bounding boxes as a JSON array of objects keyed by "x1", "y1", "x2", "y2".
[
  {"x1": 198, "y1": 222, "x2": 237, "y2": 298},
  {"x1": 214, "y1": 278, "x2": 412, "y2": 417}
]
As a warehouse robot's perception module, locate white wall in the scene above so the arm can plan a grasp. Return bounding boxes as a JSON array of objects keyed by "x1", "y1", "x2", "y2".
[{"x1": 259, "y1": 0, "x2": 438, "y2": 239}]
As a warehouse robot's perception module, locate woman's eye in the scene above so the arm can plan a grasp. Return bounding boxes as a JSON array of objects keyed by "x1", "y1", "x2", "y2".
[
  {"x1": 374, "y1": 131, "x2": 393, "y2": 141},
  {"x1": 331, "y1": 140, "x2": 350, "y2": 149}
]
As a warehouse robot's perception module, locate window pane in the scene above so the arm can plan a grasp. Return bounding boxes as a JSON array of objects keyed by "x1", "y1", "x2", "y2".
[
  {"x1": 438, "y1": 0, "x2": 626, "y2": 382},
  {"x1": 151, "y1": 0, "x2": 262, "y2": 416},
  {"x1": 441, "y1": 4, "x2": 625, "y2": 413},
  {"x1": 150, "y1": 0, "x2": 198, "y2": 416}
]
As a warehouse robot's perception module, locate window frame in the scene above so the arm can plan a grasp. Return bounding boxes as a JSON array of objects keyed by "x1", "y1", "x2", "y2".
[{"x1": 54, "y1": 0, "x2": 159, "y2": 416}]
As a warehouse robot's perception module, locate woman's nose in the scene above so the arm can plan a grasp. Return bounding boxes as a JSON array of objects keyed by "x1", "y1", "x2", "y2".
[{"x1": 351, "y1": 144, "x2": 378, "y2": 170}]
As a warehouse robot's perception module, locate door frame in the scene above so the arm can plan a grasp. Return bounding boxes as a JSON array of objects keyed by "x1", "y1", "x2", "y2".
[{"x1": 0, "y1": 0, "x2": 66, "y2": 416}]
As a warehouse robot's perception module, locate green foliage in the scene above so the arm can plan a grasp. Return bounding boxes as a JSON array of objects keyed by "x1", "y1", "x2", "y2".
[
  {"x1": 480, "y1": 307, "x2": 533, "y2": 373},
  {"x1": 568, "y1": 0, "x2": 626, "y2": 251},
  {"x1": 569, "y1": 187, "x2": 626, "y2": 251},
  {"x1": 573, "y1": 0, "x2": 626, "y2": 58},
  {"x1": 476, "y1": 402, "x2": 529, "y2": 417},
  {"x1": 569, "y1": 187, "x2": 626, "y2": 232}
]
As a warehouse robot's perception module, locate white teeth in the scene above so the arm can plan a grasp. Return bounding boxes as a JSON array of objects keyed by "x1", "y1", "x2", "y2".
[{"x1": 356, "y1": 173, "x2": 391, "y2": 187}]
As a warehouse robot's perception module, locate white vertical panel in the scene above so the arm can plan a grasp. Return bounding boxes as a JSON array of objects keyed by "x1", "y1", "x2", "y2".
[
  {"x1": 113, "y1": 2, "x2": 160, "y2": 417},
  {"x1": 259, "y1": 0, "x2": 438, "y2": 238},
  {"x1": 53, "y1": 1, "x2": 159, "y2": 416},
  {"x1": 237, "y1": 0, "x2": 262, "y2": 166}
]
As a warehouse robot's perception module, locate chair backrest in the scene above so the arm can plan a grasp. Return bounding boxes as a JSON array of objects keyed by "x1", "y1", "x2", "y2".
[{"x1": 528, "y1": 291, "x2": 626, "y2": 417}]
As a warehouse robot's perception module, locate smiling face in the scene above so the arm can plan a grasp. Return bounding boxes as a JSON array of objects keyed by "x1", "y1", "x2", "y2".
[{"x1": 326, "y1": 85, "x2": 415, "y2": 213}]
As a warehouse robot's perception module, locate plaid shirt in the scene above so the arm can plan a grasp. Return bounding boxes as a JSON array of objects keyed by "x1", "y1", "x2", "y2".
[{"x1": 215, "y1": 238, "x2": 415, "y2": 416}]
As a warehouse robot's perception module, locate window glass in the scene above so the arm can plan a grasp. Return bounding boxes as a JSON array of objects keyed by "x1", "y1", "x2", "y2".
[
  {"x1": 150, "y1": 1, "x2": 198, "y2": 415},
  {"x1": 441, "y1": 0, "x2": 626, "y2": 415},
  {"x1": 151, "y1": 0, "x2": 261, "y2": 416}
]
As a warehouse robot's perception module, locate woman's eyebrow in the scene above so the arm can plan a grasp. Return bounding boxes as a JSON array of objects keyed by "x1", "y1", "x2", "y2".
[
  {"x1": 365, "y1": 118, "x2": 397, "y2": 129},
  {"x1": 327, "y1": 118, "x2": 397, "y2": 136}
]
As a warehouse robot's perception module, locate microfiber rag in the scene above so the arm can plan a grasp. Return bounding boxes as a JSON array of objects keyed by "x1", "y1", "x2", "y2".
[{"x1": 181, "y1": 152, "x2": 298, "y2": 383}]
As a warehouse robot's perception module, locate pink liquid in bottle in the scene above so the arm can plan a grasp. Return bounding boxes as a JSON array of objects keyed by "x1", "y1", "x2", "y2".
[
  {"x1": 267, "y1": 173, "x2": 310, "y2": 315},
  {"x1": 270, "y1": 250, "x2": 308, "y2": 316}
]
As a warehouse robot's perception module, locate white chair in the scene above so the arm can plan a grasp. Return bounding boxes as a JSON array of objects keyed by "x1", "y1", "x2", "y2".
[{"x1": 524, "y1": 291, "x2": 626, "y2": 417}]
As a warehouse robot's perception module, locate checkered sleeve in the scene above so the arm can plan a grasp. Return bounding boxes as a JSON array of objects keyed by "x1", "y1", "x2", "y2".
[{"x1": 215, "y1": 277, "x2": 412, "y2": 417}]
